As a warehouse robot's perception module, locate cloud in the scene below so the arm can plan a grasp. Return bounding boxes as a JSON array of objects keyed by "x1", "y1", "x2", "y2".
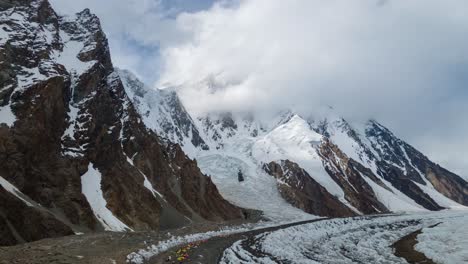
[
  {"x1": 49, "y1": 0, "x2": 468, "y2": 178},
  {"x1": 154, "y1": 0, "x2": 468, "y2": 177},
  {"x1": 158, "y1": 0, "x2": 468, "y2": 114}
]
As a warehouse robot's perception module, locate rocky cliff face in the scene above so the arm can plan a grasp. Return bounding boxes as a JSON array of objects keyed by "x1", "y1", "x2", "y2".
[
  {"x1": 364, "y1": 121, "x2": 468, "y2": 207},
  {"x1": 263, "y1": 160, "x2": 356, "y2": 217},
  {"x1": 317, "y1": 139, "x2": 390, "y2": 214},
  {"x1": 0, "y1": 181, "x2": 74, "y2": 246},
  {"x1": 0, "y1": 0, "x2": 242, "y2": 246},
  {"x1": 311, "y1": 116, "x2": 467, "y2": 210},
  {"x1": 118, "y1": 69, "x2": 209, "y2": 152}
]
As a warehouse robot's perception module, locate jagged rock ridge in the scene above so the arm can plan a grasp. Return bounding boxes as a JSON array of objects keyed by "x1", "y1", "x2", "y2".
[
  {"x1": 0, "y1": 0, "x2": 243, "y2": 246},
  {"x1": 263, "y1": 160, "x2": 356, "y2": 217}
]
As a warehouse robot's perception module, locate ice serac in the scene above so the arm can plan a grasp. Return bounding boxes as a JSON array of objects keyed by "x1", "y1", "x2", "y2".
[{"x1": 0, "y1": 0, "x2": 242, "y2": 246}]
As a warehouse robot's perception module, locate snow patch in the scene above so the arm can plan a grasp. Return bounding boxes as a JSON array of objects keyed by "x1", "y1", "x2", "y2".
[
  {"x1": 415, "y1": 212, "x2": 468, "y2": 264},
  {"x1": 0, "y1": 104, "x2": 16, "y2": 126},
  {"x1": 414, "y1": 181, "x2": 466, "y2": 210},
  {"x1": 16, "y1": 66, "x2": 48, "y2": 90},
  {"x1": 81, "y1": 163, "x2": 131, "y2": 232},
  {"x1": 361, "y1": 174, "x2": 426, "y2": 212},
  {"x1": 142, "y1": 174, "x2": 166, "y2": 201},
  {"x1": 0, "y1": 176, "x2": 33, "y2": 206},
  {"x1": 55, "y1": 31, "x2": 96, "y2": 76},
  {"x1": 62, "y1": 103, "x2": 80, "y2": 140}
]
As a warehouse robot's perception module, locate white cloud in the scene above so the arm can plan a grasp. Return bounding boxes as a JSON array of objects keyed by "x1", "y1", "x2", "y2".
[
  {"x1": 49, "y1": 0, "x2": 191, "y2": 83},
  {"x1": 154, "y1": 0, "x2": 468, "y2": 177},
  {"x1": 49, "y1": 0, "x2": 468, "y2": 178},
  {"x1": 158, "y1": 0, "x2": 468, "y2": 114}
]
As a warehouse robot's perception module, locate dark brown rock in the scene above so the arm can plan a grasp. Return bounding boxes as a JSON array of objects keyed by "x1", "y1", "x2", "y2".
[
  {"x1": 366, "y1": 121, "x2": 460, "y2": 209},
  {"x1": 318, "y1": 139, "x2": 390, "y2": 214},
  {"x1": 0, "y1": 0, "x2": 243, "y2": 245},
  {"x1": 0, "y1": 186, "x2": 74, "y2": 246},
  {"x1": 263, "y1": 160, "x2": 356, "y2": 217}
]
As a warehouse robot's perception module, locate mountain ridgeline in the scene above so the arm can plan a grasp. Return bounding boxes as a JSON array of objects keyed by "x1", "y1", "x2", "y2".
[
  {"x1": 0, "y1": 0, "x2": 242, "y2": 246},
  {"x1": 119, "y1": 71, "x2": 468, "y2": 218},
  {"x1": 0, "y1": 0, "x2": 466, "y2": 247}
]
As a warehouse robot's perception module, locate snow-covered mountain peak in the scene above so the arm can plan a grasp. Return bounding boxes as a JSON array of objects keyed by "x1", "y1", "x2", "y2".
[
  {"x1": 1, "y1": 1, "x2": 466, "y2": 251},
  {"x1": 117, "y1": 68, "x2": 150, "y2": 97},
  {"x1": 122, "y1": 69, "x2": 468, "y2": 219},
  {"x1": 269, "y1": 114, "x2": 322, "y2": 145},
  {"x1": 117, "y1": 68, "x2": 209, "y2": 154},
  {"x1": 252, "y1": 114, "x2": 323, "y2": 163}
]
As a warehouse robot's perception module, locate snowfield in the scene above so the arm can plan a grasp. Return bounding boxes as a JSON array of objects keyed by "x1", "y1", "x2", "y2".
[
  {"x1": 252, "y1": 115, "x2": 344, "y2": 200},
  {"x1": 197, "y1": 154, "x2": 314, "y2": 222},
  {"x1": 220, "y1": 211, "x2": 468, "y2": 264},
  {"x1": 415, "y1": 213, "x2": 468, "y2": 264}
]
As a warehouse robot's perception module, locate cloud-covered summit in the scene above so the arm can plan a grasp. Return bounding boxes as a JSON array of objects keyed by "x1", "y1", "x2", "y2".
[{"x1": 50, "y1": 0, "x2": 468, "y2": 179}]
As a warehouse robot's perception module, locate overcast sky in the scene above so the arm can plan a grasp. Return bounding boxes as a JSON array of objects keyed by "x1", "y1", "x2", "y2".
[{"x1": 50, "y1": 0, "x2": 468, "y2": 179}]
